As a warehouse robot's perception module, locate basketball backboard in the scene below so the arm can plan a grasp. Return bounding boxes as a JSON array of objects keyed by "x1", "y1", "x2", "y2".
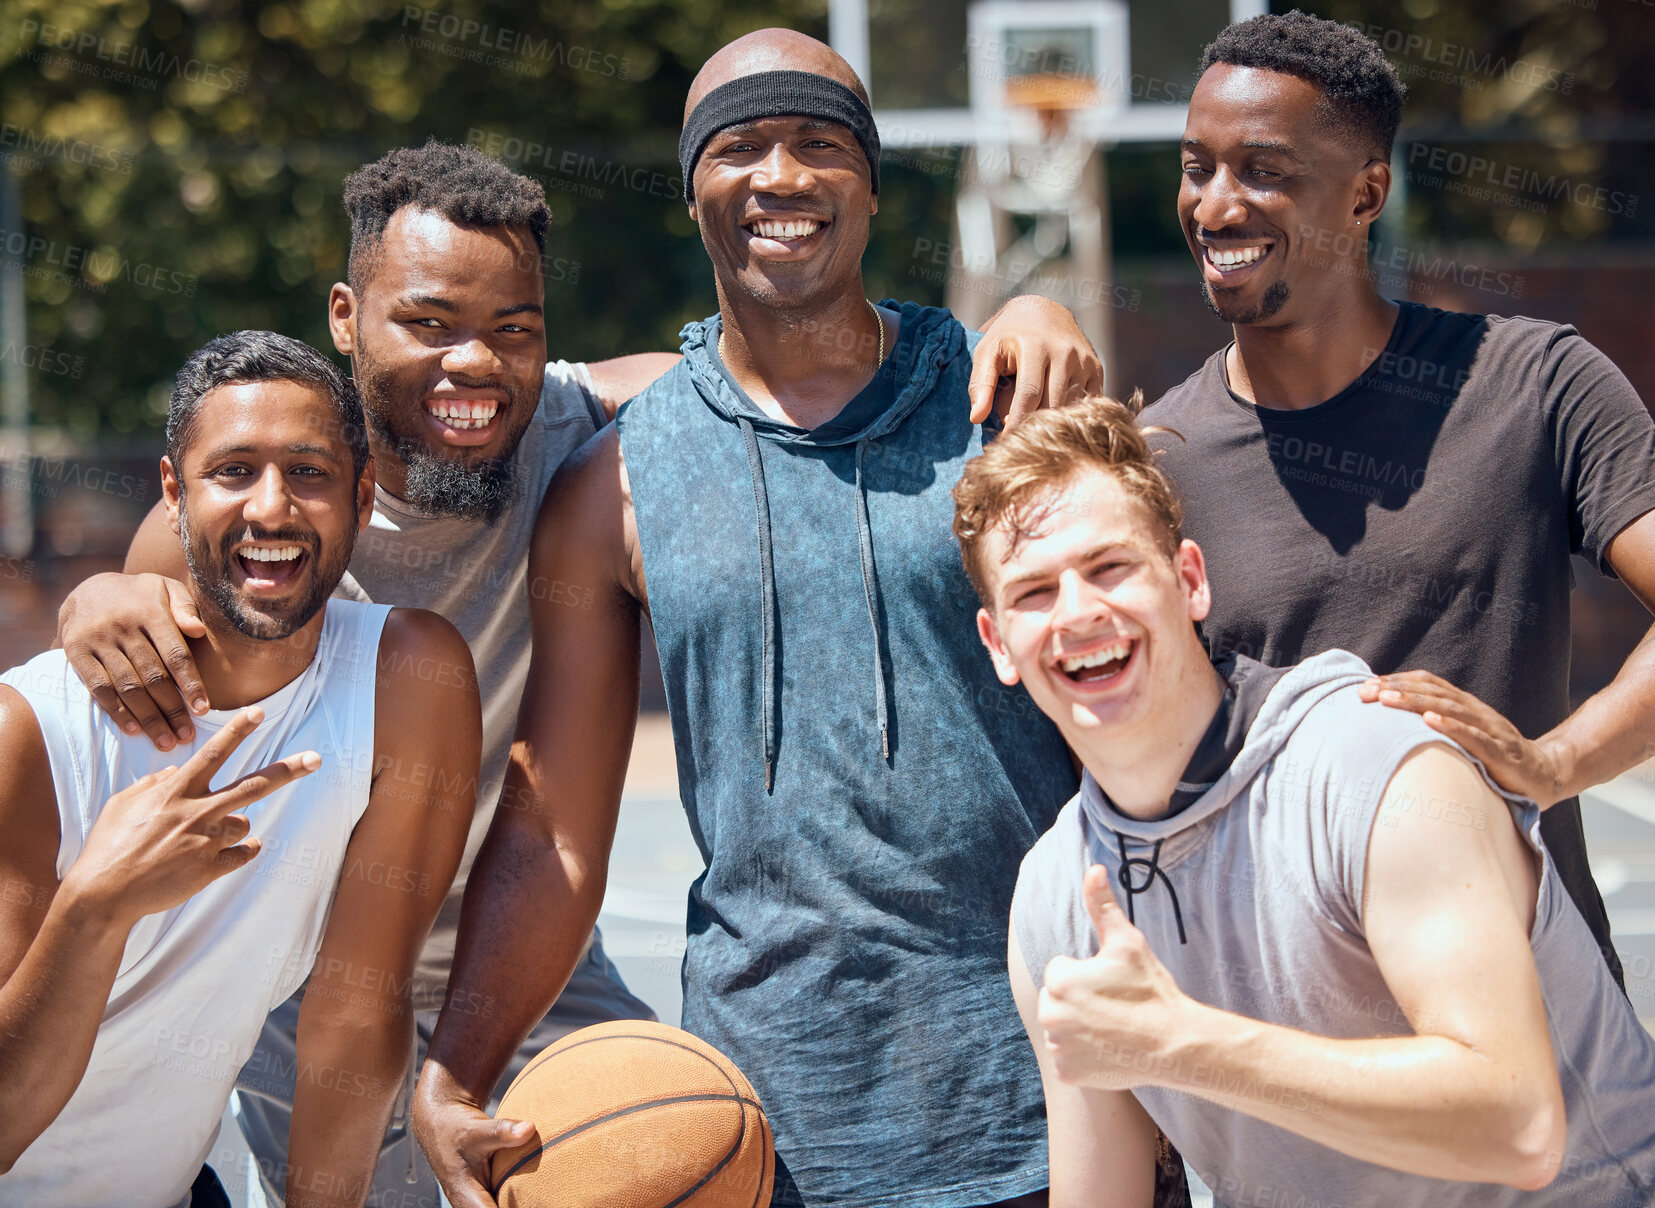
[{"x1": 830, "y1": 0, "x2": 1268, "y2": 148}]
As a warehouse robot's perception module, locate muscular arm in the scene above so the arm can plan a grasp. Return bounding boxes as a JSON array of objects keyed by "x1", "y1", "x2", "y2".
[
  {"x1": 584, "y1": 354, "x2": 684, "y2": 422},
  {"x1": 1179, "y1": 746, "x2": 1557, "y2": 1183},
  {"x1": 0, "y1": 689, "x2": 113, "y2": 1172},
  {"x1": 1042, "y1": 744, "x2": 1563, "y2": 1189},
  {"x1": 415, "y1": 425, "x2": 642, "y2": 1207},
  {"x1": 1010, "y1": 928, "x2": 1156, "y2": 1208},
  {"x1": 285, "y1": 609, "x2": 479, "y2": 1208},
  {"x1": 54, "y1": 499, "x2": 205, "y2": 747},
  {"x1": 1534, "y1": 511, "x2": 1655, "y2": 797}
]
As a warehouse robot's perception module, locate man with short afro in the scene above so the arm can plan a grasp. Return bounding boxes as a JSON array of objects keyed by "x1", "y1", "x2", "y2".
[
  {"x1": 1197, "y1": 10, "x2": 1404, "y2": 161},
  {"x1": 342, "y1": 140, "x2": 552, "y2": 296}
]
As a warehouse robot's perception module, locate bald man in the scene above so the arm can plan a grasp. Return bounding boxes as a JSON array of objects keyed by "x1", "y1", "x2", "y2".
[{"x1": 413, "y1": 29, "x2": 1109, "y2": 1208}]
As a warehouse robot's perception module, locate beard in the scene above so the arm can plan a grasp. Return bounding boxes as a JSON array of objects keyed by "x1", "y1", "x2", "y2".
[
  {"x1": 354, "y1": 330, "x2": 533, "y2": 526},
  {"x1": 1201, "y1": 279, "x2": 1291, "y2": 326},
  {"x1": 180, "y1": 508, "x2": 347, "y2": 642}
]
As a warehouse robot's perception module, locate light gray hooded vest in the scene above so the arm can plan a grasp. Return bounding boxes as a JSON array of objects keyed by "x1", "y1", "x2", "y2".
[{"x1": 1013, "y1": 649, "x2": 1655, "y2": 1207}]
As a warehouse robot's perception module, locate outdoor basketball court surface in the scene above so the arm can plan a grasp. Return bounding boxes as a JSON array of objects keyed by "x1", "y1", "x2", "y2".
[{"x1": 207, "y1": 715, "x2": 1655, "y2": 1207}]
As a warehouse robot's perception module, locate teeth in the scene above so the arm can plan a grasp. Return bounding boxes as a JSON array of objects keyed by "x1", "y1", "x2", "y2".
[
  {"x1": 1208, "y1": 244, "x2": 1267, "y2": 271},
  {"x1": 240, "y1": 546, "x2": 302, "y2": 563},
  {"x1": 427, "y1": 400, "x2": 499, "y2": 428},
  {"x1": 1061, "y1": 642, "x2": 1131, "y2": 674},
  {"x1": 750, "y1": 219, "x2": 821, "y2": 240}
]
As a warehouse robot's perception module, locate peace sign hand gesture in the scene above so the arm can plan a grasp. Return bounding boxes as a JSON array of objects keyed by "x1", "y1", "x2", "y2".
[{"x1": 60, "y1": 706, "x2": 320, "y2": 928}]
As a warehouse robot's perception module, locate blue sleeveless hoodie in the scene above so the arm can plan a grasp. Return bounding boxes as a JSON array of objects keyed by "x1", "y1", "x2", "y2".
[{"x1": 616, "y1": 302, "x2": 1078, "y2": 1208}]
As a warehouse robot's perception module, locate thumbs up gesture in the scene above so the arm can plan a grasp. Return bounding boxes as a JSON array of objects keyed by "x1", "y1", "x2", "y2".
[{"x1": 1037, "y1": 864, "x2": 1192, "y2": 1091}]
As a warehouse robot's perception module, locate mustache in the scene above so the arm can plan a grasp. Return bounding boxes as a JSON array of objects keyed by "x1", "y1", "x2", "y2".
[
  {"x1": 219, "y1": 525, "x2": 319, "y2": 561},
  {"x1": 440, "y1": 371, "x2": 516, "y2": 394},
  {"x1": 370, "y1": 375, "x2": 525, "y2": 412}
]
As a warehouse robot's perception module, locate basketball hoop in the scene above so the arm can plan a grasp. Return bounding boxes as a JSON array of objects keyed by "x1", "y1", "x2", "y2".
[{"x1": 1005, "y1": 72, "x2": 1101, "y2": 139}]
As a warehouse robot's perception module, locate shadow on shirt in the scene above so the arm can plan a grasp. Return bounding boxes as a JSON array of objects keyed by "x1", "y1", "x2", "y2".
[{"x1": 1259, "y1": 318, "x2": 1484, "y2": 555}]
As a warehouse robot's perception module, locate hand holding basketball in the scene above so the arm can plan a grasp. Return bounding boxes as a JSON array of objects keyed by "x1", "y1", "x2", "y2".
[
  {"x1": 414, "y1": 1062, "x2": 537, "y2": 1208},
  {"x1": 1038, "y1": 864, "x2": 1190, "y2": 1091},
  {"x1": 484, "y1": 1021, "x2": 772, "y2": 1208},
  {"x1": 58, "y1": 706, "x2": 319, "y2": 927}
]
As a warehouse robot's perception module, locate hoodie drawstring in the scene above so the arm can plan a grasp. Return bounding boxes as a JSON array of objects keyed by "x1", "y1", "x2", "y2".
[
  {"x1": 737, "y1": 418, "x2": 894, "y2": 791},
  {"x1": 738, "y1": 416, "x2": 780, "y2": 792},
  {"x1": 1117, "y1": 834, "x2": 1188, "y2": 944},
  {"x1": 854, "y1": 438, "x2": 892, "y2": 763}
]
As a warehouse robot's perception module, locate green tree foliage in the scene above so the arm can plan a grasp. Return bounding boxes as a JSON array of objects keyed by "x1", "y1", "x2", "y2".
[
  {"x1": 0, "y1": 0, "x2": 859, "y2": 439},
  {"x1": 1, "y1": 0, "x2": 1647, "y2": 441}
]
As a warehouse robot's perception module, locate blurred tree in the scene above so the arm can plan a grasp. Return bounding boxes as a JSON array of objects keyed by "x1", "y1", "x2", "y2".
[
  {"x1": 1299, "y1": 0, "x2": 1654, "y2": 251},
  {"x1": 0, "y1": 0, "x2": 1649, "y2": 443},
  {"x1": 0, "y1": 0, "x2": 841, "y2": 440}
]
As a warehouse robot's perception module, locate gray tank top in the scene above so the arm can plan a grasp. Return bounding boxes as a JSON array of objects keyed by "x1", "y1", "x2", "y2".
[
  {"x1": 1013, "y1": 649, "x2": 1655, "y2": 1207},
  {"x1": 333, "y1": 361, "x2": 605, "y2": 1010}
]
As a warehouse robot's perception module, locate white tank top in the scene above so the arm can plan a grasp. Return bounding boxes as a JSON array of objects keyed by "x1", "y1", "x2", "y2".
[{"x1": 0, "y1": 600, "x2": 390, "y2": 1208}]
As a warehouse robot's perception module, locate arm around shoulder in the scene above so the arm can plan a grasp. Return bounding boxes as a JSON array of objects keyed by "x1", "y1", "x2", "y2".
[
  {"x1": 583, "y1": 353, "x2": 683, "y2": 423},
  {"x1": 55, "y1": 498, "x2": 205, "y2": 748}
]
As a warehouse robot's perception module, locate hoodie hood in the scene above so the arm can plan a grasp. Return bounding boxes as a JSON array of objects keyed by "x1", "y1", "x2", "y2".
[
  {"x1": 677, "y1": 300, "x2": 971, "y2": 791},
  {"x1": 1082, "y1": 649, "x2": 1376, "y2": 846},
  {"x1": 1076, "y1": 649, "x2": 1377, "y2": 945},
  {"x1": 679, "y1": 300, "x2": 967, "y2": 446}
]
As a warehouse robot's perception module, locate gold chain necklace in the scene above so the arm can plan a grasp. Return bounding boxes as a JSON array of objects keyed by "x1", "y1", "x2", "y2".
[{"x1": 719, "y1": 298, "x2": 885, "y2": 371}]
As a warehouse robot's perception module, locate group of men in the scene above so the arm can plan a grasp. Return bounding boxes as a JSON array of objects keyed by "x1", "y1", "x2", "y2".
[{"x1": 2, "y1": 10, "x2": 1653, "y2": 1208}]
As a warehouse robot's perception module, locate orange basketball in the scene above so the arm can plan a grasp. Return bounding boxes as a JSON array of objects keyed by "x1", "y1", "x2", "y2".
[{"x1": 489, "y1": 1020, "x2": 774, "y2": 1208}]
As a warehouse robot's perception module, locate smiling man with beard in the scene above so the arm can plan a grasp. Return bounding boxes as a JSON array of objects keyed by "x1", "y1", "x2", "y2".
[
  {"x1": 336, "y1": 182, "x2": 544, "y2": 529},
  {"x1": 412, "y1": 30, "x2": 1127, "y2": 1208},
  {"x1": 0, "y1": 331, "x2": 478, "y2": 1208},
  {"x1": 54, "y1": 137, "x2": 1102, "y2": 1204}
]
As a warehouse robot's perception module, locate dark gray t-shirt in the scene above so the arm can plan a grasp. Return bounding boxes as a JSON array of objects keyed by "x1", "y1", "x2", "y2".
[{"x1": 1143, "y1": 302, "x2": 1655, "y2": 976}]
